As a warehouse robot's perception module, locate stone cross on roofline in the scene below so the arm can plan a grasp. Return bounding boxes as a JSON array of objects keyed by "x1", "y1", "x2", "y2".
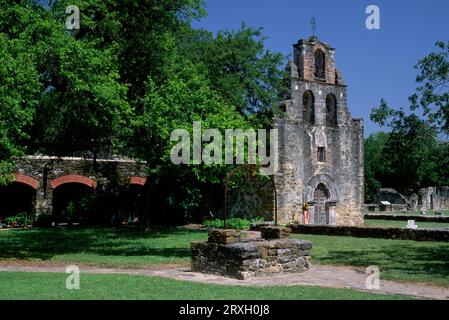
[{"x1": 311, "y1": 17, "x2": 317, "y2": 38}]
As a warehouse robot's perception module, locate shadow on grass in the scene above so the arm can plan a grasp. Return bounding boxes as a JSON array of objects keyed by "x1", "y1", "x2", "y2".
[
  {"x1": 316, "y1": 243, "x2": 449, "y2": 283},
  {"x1": 0, "y1": 227, "x2": 206, "y2": 261}
]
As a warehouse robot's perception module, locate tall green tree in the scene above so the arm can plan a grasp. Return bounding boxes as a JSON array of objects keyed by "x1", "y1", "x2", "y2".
[
  {"x1": 0, "y1": 37, "x2": 41, "y2": 184},
  {"x1": 364, "y1": 132, "x2": 389, "y2": 201},
  {"x1": 177, "y1": 24, "x2": 287, "y2": 128},
  {"x1": 370, "y1": 101, "x2": 439, "y2": 194},
  {"x1": 129, "y1": 45, "x2": 249, "y2": 227},
  {"x1": 0, "y1": 1, "x2": 133, "y2": 157},
  {"x1": 369, "y1": 40, "x2": 449, "y2": 194},
  {"x1": 0, "y1": 0, "x2": 285, "y2": 227},
  {"x1": 32, "y1": 33, "x2": 132, "y2": 156},
  {"x1": 410, "y1": 41, "x2": 449, "y2": 135},
  {"x1": 0, "y1": 2, "x2": 42, "y2": 184},
  {"x1": 51, "y1": 0, "x2": 206, "y2": 100},
  {"x1": 383, "y1": 114, "x2": 438, "y2": 194}
]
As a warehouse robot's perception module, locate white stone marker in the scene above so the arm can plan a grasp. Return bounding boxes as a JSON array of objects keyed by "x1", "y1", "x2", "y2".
[{"x1": 407, "y1": 220, "x2": 418, "y2": 230}]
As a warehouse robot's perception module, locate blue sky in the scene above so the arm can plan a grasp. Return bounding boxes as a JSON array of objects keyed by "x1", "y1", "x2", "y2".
[{"x1": 192, "y1": 0, "x2": 449, "y2": 136}]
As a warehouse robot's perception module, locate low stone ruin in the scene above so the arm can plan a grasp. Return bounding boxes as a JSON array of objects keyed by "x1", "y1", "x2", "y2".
[{"x1": 191, "y1": 227, "x2": 312, "y2": 280}]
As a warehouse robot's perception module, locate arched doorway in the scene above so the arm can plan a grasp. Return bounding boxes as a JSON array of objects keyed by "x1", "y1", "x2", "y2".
[
  {"x1": 304, "y1": 175, "x2": 339, "y2": 226},
  {"x1": 52, "y1": 183, "x2": 96, "y2": 225},
  {"x1": 120, "y1": 184, "x2": 144, "y2": 224},
  {"x1": 313, "y1": 183, "x2": 330, "y2": 225},
  {"x1": 0, "y1": 182, "x2": 36, "y2": 220},
  {"x1": 51, "y1": 176, "x2": 96, "y2": 225}
]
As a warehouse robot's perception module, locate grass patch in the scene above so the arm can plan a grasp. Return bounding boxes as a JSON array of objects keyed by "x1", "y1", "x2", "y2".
[
  {"x1": 1, "y1": 227, "x2": 448, "y2": 288},
  {"x1": 292, "y1": 234, "x2": 449, "y2": 287},
  {"x1": 0, "y1": 272, "x2": 411, "y2": 300},
  {"x1": 0, "y1": 227, "x2": 207, "y2": 268},
  {"x1": 364, "y1": 220, "x2": 449, "y2": 229}
]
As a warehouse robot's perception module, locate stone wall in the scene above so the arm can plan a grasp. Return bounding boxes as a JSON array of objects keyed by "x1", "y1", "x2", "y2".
[
  {"x1": 367, "y1": 187, "x2": 449, "y2": 212},
  {"x1": 289, "y1": 223, "x2": 449, "y2": 242},
  {"x1": 227, "y1": 178, "x2": 274, "y2": 221},
  {"x1": 191, "y1": 228, "x2": 312, "y2": 280},
  {"x1": 11, "y1": 156, "x2": 147, "y2": 217},
  {"x1": 274, "y1": 37, "x2": 364, "y2": 226},
  {"x1": 372, "y1": 188, "x2": 408, "y2": 205},
  {"x1": 415, "y1": 187, "x2": 449, "y2": 211},
  {"x1": 364, "y1": 213, "x2": 449, "y2": 223}
]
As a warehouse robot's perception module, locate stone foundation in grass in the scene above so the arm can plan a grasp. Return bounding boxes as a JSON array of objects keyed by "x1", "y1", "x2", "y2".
[
  {"x1": 288, "y1": 223, "x2": 449, "y2": 242},
  {"x1": 191, "y1": 228, "x2": 312, "y2": 280}
]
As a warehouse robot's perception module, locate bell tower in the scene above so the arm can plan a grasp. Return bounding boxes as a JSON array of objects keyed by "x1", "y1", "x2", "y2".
[
  {"x1": 293, "y1": 37, "x2": 338, "y2": 85},
  {"x1": 274, "y1": 36, "x2": 364, "y2": 226}
]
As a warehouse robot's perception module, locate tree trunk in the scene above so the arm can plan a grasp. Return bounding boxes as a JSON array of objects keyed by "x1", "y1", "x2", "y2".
[{"x1": 140, "y1": 181, "x2": 156, "y2": 232}]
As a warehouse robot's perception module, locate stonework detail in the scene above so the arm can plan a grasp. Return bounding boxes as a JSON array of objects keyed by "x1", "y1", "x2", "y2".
[
  {"x1": 366, "y1": 187, "x2": 449, "y2": 212},
  {"x1": 227, "y1": 178, "x2": 274, "y2": 221},
  {"x1": 274, "y1": 37, "x2": 364, "y2": 226},
  {"x1": 191, "y1": 229, "x2": 312, "y2": 280},
  {"x1": 416, "y1": 187, "x2": 449, "y2": 211},
  {"x1": 11, "y1": 156, "x2": 147, "y2": 217}
]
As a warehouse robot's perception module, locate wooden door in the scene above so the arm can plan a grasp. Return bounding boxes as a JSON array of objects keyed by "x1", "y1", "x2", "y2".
[{"x1": 313, "y1": 184, "x2": 329, "y2": 225}]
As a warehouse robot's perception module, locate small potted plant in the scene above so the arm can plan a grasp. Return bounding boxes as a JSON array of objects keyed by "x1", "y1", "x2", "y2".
[{"x1": 5, "y1": 216, "x2": 17, "y2": 228}]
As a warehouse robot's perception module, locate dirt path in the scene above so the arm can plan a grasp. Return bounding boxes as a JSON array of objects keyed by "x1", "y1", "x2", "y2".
[{"x1": 1, "y1": 263, "x2": 448, "y2": 300}]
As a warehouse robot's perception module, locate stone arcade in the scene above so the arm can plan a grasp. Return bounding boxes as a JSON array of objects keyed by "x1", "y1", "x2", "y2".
[
  {"x1": 274, "y1": 36, "x2": 364, "y2": 226},
  {"x1": 5, "y1": 156, "x2": 147, "y2": 218}
]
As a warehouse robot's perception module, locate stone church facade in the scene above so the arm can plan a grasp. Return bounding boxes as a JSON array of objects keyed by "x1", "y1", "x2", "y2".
[{"x1": 274, "y1": 37, "x2": 364, "y2": 226}]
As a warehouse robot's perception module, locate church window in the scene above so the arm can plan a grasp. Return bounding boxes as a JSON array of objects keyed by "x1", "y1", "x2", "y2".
[
  {"x1": 317, "y1": 147, "x2": 326, "y2": 163},
  {"x1": 314, "y1": 49, "x2": 326, "y2": 80}
]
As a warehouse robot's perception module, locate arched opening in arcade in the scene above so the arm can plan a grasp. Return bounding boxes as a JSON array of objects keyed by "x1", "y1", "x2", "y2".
[
  {"x1": 51, "y1": 176, "x2": 96, "y2": 225},
  {"x1": 0, "y1": 182, "x2": 36, "y2": 223},
  {"x1": 119, "y1": 184, "x2": 145, "y2": 225}
]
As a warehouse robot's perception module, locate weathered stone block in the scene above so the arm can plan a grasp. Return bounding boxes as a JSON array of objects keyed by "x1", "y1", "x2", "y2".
[
  {"x1": 191, "y1": 237, "x2": 312, "y2": 280},
  {"x1": 259, "y1": 246, "x2": 269, "y2": 259},
  {"x1": 295, "y1": 257, "x2": 308, "y2": 268},
  {"x1": 278, "y1": 255, "x2": 295, "y2": 264},
  {"x1": 277, "y1": 248, "x2": 292, "y2": 256},
  {"x1": 260, "y1": 226, "x2": 292, "y2": 240},
  {"x1": 208, "y1": 229, "x2": 241, "y2": 244},
  {"x1": 281, "y1": 261, "x2": 297, "y2": 269}
]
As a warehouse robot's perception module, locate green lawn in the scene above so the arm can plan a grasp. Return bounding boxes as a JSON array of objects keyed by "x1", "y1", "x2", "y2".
[
  {"x1": 364, "y1": 219, "x2": 449, "y2": 229},
  {"x1": 365, "y1": 210, "x2": 449, "y2": 216},
  {"x1": 0, "y1": 227, "x2": 448, "y2": 288},
  {"x1": 293, "y1": 234, "x2": 449, "y2": 287},
  {"x1": 0, "y1": 227, "x2": 206, "y2": 267},
  {"x1": 0, "y1": 272, "x2": 411, "y2": 300}
]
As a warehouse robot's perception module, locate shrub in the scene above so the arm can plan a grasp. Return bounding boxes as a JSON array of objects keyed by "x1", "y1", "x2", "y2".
[
  {"x1": 203, "y1": 217, "x2": 265, "y2": 230},
  {"x1": 4, "y1": 213, "x2": 30, "y2": 228}
]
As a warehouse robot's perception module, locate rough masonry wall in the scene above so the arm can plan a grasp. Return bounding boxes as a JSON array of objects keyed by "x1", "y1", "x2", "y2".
[
  {"x1": 13, "y1": 156, "x2": 147, "y2": 216},
  {"x1": 417, "y1": 187, "x2": 449, "y2": 211},
  {"x1": 191, "y1": 229, "x2": 312, "y2": 280},
  {"x1": 274, "y1": 38, "x2": 364, "y2": 226},
  {"x1": 227, "y1": 178, "x2": 274, "y2": 221}
]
